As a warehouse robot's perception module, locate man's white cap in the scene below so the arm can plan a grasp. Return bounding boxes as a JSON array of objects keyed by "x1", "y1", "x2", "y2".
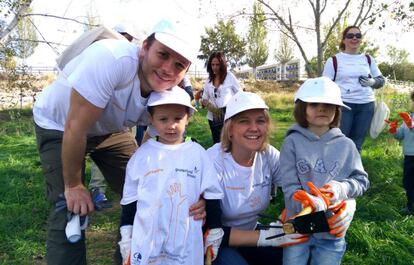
[
  {"x1": 151, "y1": 19, "x2": 198, "y2": 63},
  {"x1": 294, "y1": 77, "x2": 351, "y2": 110},
  {"x1": 148, "y1": 86, "x2": 197, "y2": 115},
  {"x1": 224, "y1": 92, "x2": 269, "y2": 121},
  {"x1": 113, "y1": 23, "x2": 137, "y2": 39}
]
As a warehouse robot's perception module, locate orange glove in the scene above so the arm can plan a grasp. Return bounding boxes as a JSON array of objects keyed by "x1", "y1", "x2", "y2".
[
  {"x1": 327, "y1": 199, "x2": 356, "y2": 238},
  {"x1": 384, "y1": 119, "x2": 398, "y2": 134},
  {"x1": 293, "y1": 182, "x2": 331, "y2": 212},
  {"x1": 399, "y1": 112, "x2": 413, "y2": 129}
]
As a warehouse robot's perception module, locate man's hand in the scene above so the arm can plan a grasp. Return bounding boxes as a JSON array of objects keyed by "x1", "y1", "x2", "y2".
[
  {"x1": 189, "y1": 197, "x2": 206, "y2": 221},
  {"x1": 64, "y1": 183, "x2": 94, "y2": 216},
  {"x1": 257, "y1": 221, "x2": 308, "y2": 247}
]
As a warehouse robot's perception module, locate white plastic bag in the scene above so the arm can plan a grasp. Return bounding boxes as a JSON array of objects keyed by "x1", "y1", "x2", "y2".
[{"x1": 369, "y1": 88, "x2": 390, "y2": 139}]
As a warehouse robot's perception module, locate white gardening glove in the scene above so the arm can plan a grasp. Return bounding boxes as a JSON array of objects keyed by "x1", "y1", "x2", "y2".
[
  {"x1": 204, "y1": 228, "x2": 224, "y2": 261},
  {"x1": 359, "y1": 76, "x2": 376, "y2": 87},
  {"x1": 118, "y1": 225, "x2": 133, "y2": 264},
  {"x1": 327, "y1": 199, "x2": 356, "y2": 238},
  {"x1": 257, "y1": 221, "x2": 308, "y2": 247},
  {"x1": 320, "y1": 180, "x2": 348, "y2": 204}
]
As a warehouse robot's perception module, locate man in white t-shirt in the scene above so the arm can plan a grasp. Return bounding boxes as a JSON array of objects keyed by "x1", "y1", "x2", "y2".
[{"x1": 33, "y1": 19, "x2": 203, "y2": 265}]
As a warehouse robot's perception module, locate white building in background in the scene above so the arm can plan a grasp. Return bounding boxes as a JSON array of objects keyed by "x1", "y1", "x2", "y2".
[{"x1": 236, "y1": 59, "x2": 307, "y2": 81}]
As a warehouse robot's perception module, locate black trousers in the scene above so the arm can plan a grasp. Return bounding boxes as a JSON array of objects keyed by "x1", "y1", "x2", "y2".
[{"x1": 403, "y1": 155, "x2": 414, "y2": 204}]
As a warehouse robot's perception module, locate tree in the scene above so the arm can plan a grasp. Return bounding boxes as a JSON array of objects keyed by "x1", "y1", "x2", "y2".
[
  {"x1": 274, "y1": 32, "x2": 294, "y2": 80},
  {"x1": 386, "y1": 45, "x2": 410, "y2": 80},
  {"x1": 9, "y1": 8, "x2": 38, "y2": 59},
  {"x1": 246, "y1": 2, "x2": 268, "y2": 79},
  {"x1": 256, "y1": 0, "x2": 392, "y2": 77},
  {"x1": 198, "y1": 19, "x2": 246, "y2": 69}
]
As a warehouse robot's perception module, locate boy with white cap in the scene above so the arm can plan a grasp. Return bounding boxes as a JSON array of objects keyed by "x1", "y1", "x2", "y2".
[
  {"x1": 280, "y1": 77, "x2": 370, "y2": 265},
  {"x1": 33, "y1": 18, "x2": 205, "y2": 264},
  {"x1": 119, "y1": 86, "x2": 224, "y2": 265}
]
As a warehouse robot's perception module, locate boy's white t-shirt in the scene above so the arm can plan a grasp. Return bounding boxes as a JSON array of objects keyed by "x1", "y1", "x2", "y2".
[
  {"x1": 322, "y1": 52, "x2": 382, "y2": 104},
  {"x1": 33, "y1": 39, "x2": 148, "y2": 136},
  {"x1": 201, "y1": 72, "x2": 241, "y2": 121},
  {"x1": 121, "y1": 139, "x2": 223, "y2": 265},
  {"x1": 206, "y1": 143, "x2": 282, "y2": 230}
]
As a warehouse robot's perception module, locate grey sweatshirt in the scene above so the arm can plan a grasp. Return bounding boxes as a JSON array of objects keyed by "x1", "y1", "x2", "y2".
[{"x1": 280, "y1": 124, "x2": 369, "y2": 238}]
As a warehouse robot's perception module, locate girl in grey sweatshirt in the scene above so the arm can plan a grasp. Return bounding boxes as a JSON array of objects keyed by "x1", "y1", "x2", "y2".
[{"x1": 280, "y1": 77, "x2": 369, "y2": 265}]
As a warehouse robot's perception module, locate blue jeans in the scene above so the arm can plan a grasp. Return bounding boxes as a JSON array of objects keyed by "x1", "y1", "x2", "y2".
[
  {"x1": 283, "y1": 237, "x2": 346, "y2": 265},
  {"x1": 340, "y1": 102, "x2": 375, "y2": 152},
  {"x1": 213, "y1": 246, "x2": 283, "y2": 265}
]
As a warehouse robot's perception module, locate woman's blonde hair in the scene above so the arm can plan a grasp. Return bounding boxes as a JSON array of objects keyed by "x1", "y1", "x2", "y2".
[{"x1": 220, "y1": 109, "x2": 272, "y2": 153}]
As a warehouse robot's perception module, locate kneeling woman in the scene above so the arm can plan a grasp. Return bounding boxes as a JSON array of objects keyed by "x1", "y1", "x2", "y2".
[{"x1": 206, "y1": 92, "x2": 306, "y2": 265}]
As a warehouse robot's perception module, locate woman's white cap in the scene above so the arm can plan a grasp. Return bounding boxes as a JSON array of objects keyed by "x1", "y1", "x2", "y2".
[
  {"x1": 294, "y1": 77, "x2": 351, "y2": 110},
  {"x1": 148, "y1": 86, "x2": 197, "y2": 115},
  {"x1": 152, "y1": 19, "x2": 198, "y2": 63},
  {"x1": 224, "y1": 92, "x2": 269, "y2": 121}
]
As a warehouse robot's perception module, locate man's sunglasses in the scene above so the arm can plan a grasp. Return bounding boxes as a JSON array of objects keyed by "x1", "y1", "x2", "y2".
[{"x1": 345, "y1": 33, "x2": 362, "y2": 39}]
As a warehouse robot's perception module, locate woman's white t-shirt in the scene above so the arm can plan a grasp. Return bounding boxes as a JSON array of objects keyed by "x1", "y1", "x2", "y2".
[
  {"x1": 322, "y1": 52, "x2": 382, "y2": 104},
  {"x1": 206, "y1": 143, "x2": 282, "y2": 230}
]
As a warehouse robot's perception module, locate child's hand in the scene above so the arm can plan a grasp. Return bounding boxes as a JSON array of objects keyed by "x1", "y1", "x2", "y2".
[
  {"x1": 319, "y1": 180, "x2": 348, "y2": 204},
  {"x1": 293, "y1": 190, "x2": 328, "y2": 212},
  {"x1": 399, "y1": 112, "x2": 413, "y2": 129},
  {"x1": 204, "y1": 228, "x2": 224, "y2": 262},
  {"x1": 327, "y1": 199, "x2": 356, "y2": 238},
  {"x1": 384, "y1": 119, "x2": 398, "y2": 134},
  {"x1": 118, "y1": 225, "x2": 132, "y2": 264}
]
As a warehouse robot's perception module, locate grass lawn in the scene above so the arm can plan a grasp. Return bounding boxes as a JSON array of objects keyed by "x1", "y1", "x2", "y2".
[{"x1": 0, "y1": 85, "x2": 413, "y2": 264}]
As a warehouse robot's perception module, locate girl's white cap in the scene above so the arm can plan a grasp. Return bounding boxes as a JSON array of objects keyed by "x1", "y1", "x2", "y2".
[{"x1": 294, "y1": 77, "x2": 351, "y2": 110}]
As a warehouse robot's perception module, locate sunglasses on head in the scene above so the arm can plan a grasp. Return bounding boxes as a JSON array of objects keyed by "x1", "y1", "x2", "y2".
[{"x1": 345, "y1": 33, "x2": 362, "y2": 39}]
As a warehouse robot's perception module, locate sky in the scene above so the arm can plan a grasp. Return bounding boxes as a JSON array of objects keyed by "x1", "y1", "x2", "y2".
[{"x1": 24, "y1": 0, "x2": 414, "y2": 72}]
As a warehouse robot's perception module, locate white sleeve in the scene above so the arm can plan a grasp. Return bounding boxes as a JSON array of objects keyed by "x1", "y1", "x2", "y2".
[
  {"x1": 67, "y1": 44, "x2": 132, "y2": 108},
  {"x1": 227, "y1": 72, "x2": 242, "y2": 94},
  {"x1": 120, "y1": 152, "x2": 140, "y2": 205},
  {"x1": 368, "y1": 56, "x2": 382, "y2": 77},
  {"x1": 267, "y1": 145, "x2": 282, "y2": 187},
  {"x1": 200, "y1": 150, "x2": 224, "y2": 200},
  {"x1": 322, "y1": 57, "x2": 335, "y2": 80}
]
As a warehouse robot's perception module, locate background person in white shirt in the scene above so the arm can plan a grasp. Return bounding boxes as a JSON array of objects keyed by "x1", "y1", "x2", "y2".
[
  {"x1": 119, "y1": 87, "x2": 224, "y2": 265},
  {"x1": 322, "y1": 25, "x2": 385, "y2": 152},
  {"x1": 202, "y1": 51, "x2": 242, "y2": 144}
]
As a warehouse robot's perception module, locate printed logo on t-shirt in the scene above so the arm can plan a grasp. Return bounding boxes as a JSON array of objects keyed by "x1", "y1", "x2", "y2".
[
  {"x1": 144, "y1": 168, "x2": 164, "y2": 177},
  {"x1": 175, "y1": 167, "x2": 198, "y2": 179}
]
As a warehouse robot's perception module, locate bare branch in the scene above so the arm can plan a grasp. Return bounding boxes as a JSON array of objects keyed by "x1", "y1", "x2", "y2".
[
  {"x1": 21, "y1": 13, "x2": 99, "y2": 27},
  {"x1": 321, "y1": 0, "x2": 352, "y2": 49}
]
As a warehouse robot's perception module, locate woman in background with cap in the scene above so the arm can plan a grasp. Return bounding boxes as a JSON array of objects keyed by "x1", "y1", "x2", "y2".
[
  {"x1": 322, "y1": 25, "x2": 385, "y2": 152},
  {"x1": 202, "y1": 51, "x2": 242, "y2": 144},
  {"x1": 206, "y1": 91, "x2": 307, "y2": 265},
  {"x1": 280, "y1": 77, "x2": 369, "y2": 265}
]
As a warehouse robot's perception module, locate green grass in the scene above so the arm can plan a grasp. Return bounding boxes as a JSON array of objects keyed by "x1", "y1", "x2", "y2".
[{"x1": 1, "y1": 88, "x2": 414, "y2": 264}]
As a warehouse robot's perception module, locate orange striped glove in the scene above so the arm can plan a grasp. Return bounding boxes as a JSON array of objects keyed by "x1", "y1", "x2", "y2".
[{"x1": 327, "y1": 199, "x2": 356, "y2": 238}]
